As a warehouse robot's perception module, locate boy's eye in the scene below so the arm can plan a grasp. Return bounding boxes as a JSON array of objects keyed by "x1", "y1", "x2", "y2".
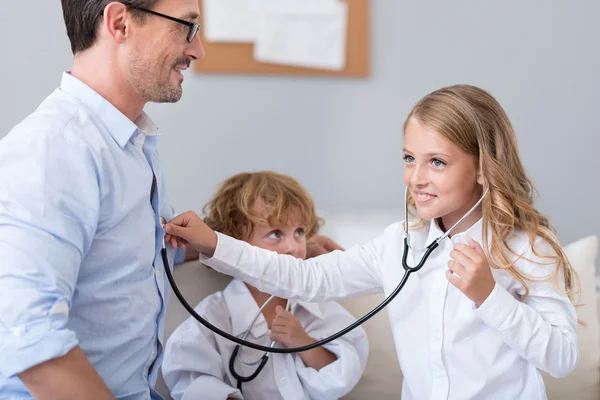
[
  {"x1": 432, "y1": 158, "x2": 446, "y2": 167},
  {"x1": 403, "y1": 154, "x2": 415, "y2": 163},
  {"x1": 295, "y1": 229, "x2": 305, "y2": 238},
  {"x1": 268, "y1": 230, "x2": 281, "y2": 239}
]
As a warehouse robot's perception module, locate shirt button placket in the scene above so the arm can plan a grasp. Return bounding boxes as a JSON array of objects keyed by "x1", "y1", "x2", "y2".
[{"x1": 429, "y1": 247, "x2": 451, "y2": 399}]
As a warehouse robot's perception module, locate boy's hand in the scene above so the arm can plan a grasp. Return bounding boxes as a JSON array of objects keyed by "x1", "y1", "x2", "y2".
[
  {"x1": 164, "y1": 211, "x2": 218, "y2": 257},
  {"x1": 270, "y1": 306, "x2": 313, "y2": 348},
  {"x1": 446, "y1": 236, "x2": 496, "y2": 307},
  {"x1": 307, "y1": 235, "x2": 344, "y2": 258}
]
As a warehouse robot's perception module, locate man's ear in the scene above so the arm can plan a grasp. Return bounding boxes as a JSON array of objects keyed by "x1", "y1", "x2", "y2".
[{"x1": 101, "y1": 2, "x2": 131, "y2": 44}]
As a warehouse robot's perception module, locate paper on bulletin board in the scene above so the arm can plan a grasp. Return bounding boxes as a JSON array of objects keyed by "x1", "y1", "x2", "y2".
[
  {"x1": 253, "y1": 1, "x2": 348, "y2": 71},
  {"x1": 248, "y1": 0, "x2": 341, "y2": 14},
  {"x1": 203, "y1": 0, "x2": 258, "y2": 42}
]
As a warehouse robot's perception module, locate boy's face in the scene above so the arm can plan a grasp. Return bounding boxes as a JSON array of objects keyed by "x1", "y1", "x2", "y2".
[{"x1": 247, "y1": 210, "x2": 308, "y2": 260}]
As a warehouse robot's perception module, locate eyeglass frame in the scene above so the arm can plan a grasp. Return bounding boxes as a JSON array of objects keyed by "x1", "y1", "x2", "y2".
[{"x1": 129, "y1": 7, "x2": 201, "y2": 43}]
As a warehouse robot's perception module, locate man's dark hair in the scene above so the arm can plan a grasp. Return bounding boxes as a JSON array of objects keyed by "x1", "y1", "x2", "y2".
[{"x1": 61, "y1": 0, "x2": 160, "y2": 54}]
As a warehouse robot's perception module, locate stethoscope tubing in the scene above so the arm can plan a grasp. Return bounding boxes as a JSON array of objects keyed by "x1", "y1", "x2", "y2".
[{"x1": 162, "y1": 188, "x2": 487, "y2": 353}]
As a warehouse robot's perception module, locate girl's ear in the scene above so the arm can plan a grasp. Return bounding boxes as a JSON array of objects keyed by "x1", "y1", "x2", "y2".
[
  {"x1": 477, "y1": 172, "x2": 484, "y2": 185},
  {"x1": 476, "y1": 165, "x2": 485, "y2": 186}
]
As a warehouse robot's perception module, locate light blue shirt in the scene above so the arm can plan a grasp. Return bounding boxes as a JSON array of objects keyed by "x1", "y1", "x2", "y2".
[{"x1": 0, "y1": 73, "x2": 185, "y2": 399}]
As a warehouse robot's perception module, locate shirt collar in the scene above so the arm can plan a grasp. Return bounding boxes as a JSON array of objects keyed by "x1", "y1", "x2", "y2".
[
  {"x1": 134, "y1": 112, "x2": 160, "y2": 137},
  {"x1": 59, "y1": 72, "x2": 159, "y2": 148},
  {"x1": 450, "y1": 218, "x2": 484, "y2": 245},
  {"x1": 223, "y1": 279, "x2": 324, "y2": 339},
  {"x1": 425, "y1": 217, "x2": 485, "y2": 247},
  {"x1": 224, "y1": 279, "x2": 269, "y2": 339},
  {"x1": 290, "y1": 300, "x2": 324, "y2": 320}
]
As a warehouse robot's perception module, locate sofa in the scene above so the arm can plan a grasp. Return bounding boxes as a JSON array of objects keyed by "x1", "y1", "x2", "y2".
[{"x1": 156, "y1": 212, "x2": 599, "y2": 399}]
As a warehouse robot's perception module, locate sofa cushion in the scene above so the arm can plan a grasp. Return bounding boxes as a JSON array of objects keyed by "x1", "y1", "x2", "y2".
[{"x1": 542, "y1": 235, "x2": 600, "y2": 400}]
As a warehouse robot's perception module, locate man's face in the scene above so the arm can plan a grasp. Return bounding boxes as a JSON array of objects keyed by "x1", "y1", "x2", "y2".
[{"x1": 127, "y1": 0, "x2": 205, "y2": 103}]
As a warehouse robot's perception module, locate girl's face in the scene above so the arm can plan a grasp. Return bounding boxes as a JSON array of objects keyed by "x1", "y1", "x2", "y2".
[
  {"x1": 247, "y1": 208, "x2": 307, "y2": 260},
  {"x1": 403, "y1": 118, "x2": 484, "y2": 231}
]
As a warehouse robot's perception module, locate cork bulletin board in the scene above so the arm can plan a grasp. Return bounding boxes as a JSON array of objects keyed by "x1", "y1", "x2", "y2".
[{"x1": 194, "y1": 0, "x2": 370, "y2": 77}]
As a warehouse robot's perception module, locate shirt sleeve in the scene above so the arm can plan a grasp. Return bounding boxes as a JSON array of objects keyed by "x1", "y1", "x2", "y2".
[
  {"x1": 0, "y1": 130, "x2": 100, "y2": 378},
  {"x1": 200, "y1": 223, "x2": 403, "y2": 303},
  {"x1": 162, "y1": 298, "x2": 242, "y2": 400},
  {"x1": 473, "y1": 236, "x2": 579, "y2": 378},
  {"x1": 294, "y1": 303, "x2": 369, "y2": 399}
]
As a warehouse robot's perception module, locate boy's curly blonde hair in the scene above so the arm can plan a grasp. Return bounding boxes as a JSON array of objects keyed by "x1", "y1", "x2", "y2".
[{"x1": 203, "y1": 171, "x2": 323, "y2": 242}]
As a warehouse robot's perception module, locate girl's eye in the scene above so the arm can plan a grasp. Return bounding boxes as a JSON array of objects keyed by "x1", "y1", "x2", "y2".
[
  {"x1": 295, "y1": 229, "x2": 305, "y2": 238},
  {"x1": 432, "y1": 158, "x2": 446, "y2": 167},
  {"x1": 403, "y1": 154, "x2": 415, "y2": 163}
]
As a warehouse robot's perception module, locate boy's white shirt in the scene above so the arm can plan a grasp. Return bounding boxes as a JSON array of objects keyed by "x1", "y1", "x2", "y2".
[
  {"x1": 162, "y1": 279, "x2": 369, "y2": 400},
  {"x1": 201, "y1": 218, "x2": 579, "y2": 400}
]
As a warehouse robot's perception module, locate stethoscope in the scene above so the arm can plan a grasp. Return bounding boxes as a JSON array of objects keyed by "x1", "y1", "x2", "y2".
[
  {"x1": 228, "y1": 297, "x2": 291, "y2": 391},
  {"x1": 160, "y1": 187, "x2": 488, "y2": 391}
]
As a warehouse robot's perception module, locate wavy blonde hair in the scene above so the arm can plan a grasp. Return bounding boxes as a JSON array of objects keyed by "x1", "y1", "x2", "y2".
[
  {"x1": 404, "y1": 85, "x2": 579, "y2": 303},
  {"x1": 202, "y1": 171, "x2": 322, "y2": 242}
]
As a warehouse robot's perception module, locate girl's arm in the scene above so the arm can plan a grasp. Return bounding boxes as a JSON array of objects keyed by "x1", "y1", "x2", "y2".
[
  {"x1": 165, "y1": 212, "x2": 400, "y2": 303},
  {"x1": 473, "y1": 238, "x2": 579, "y2": 378}
]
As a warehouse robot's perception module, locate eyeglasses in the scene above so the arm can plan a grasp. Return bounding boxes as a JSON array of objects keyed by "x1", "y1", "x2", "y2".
[{"x1": 131, "y1": 7, "x2": 201, "y2": 43}]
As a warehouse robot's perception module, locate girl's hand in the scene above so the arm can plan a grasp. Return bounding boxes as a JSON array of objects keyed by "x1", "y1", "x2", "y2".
[
  {"x1": 164, "y1": 211, "x2": 218, "y2": 257},
  {"x1": 446, "y1": 236, "x2": 496, "y2": 307}
]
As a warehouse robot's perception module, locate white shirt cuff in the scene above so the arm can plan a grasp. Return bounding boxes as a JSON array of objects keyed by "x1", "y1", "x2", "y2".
[
  {"x1": 473, "y1": 282, "x2": 519, "y2": 330},
  {"x1": 199, "y1": 232, "x2": 244, "y2": 275},
  {"x1": 181, "y1": 376, "x2": 243, "y2": 400}
]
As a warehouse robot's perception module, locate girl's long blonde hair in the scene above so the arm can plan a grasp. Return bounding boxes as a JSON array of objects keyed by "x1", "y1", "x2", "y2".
[{"x1": 404, "y1": 85, "x2": 579, "y2": 302}]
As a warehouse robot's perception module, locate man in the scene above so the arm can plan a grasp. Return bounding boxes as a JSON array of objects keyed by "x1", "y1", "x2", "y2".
[{"x1": 0, "y1": 1, "x2": 341, "y2": 398}]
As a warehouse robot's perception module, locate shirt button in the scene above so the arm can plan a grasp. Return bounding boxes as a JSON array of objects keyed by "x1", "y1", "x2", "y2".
[
  {"x1": 433, "y1": 334, "x2": 441, "y2": 341},
  {"x1": 280, "y1": 377, "x2": 289, "y2": 386}
]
